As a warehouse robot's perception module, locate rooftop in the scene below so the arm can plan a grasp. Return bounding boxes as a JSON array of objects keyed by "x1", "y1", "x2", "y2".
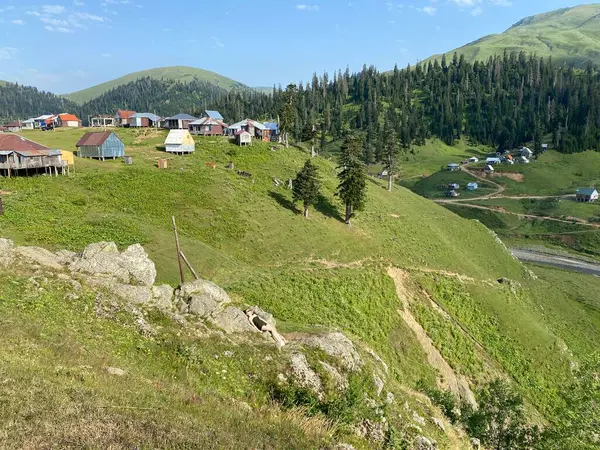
[{"x1": 76, "y1": 131, "x2": 115, "y2": 147}]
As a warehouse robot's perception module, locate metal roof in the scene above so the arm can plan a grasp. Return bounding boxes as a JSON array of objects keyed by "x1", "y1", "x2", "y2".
[
  {"x1": 34, "y1": 114, "x2": 54, "y2": 121},
  {"x1": 165, "y1": 129, "x2": 193, "y2": 145},
  {"x1": 22, "y1": 118, "x2": 35, "y2": 124},
  {"x1": 165, "y1": 113, "x2": 198, "y2": 121},
  {"x1": 76, "y1": 131, "x2": 115, "y2": 147},
  {"x1": 264, "y1": 122, "x2": 278, "y2": 131},
  {"x1": 189, "y1": 117, "x2": 226, "y2": 126},
  {"x1": 228, "y1": 119, "x2": 266, "y2": 131},
  {"x1": 577, "y1": 188, "x2": 598, "y2": 196},
  {"x1": 115, "y1": 110, "x2": 136, "y2": 119},
  {"x1": 0, "y1": 134, "x2": 50, "y2": 152},
  {"x1": 204, "y1": 110, "x2": 224, "y2": 120},
  {"x1": 131, "y1": 113, "x2": 161, "y2": 121}
]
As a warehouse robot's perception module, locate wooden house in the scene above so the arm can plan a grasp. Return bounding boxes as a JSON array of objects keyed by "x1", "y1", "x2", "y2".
[
  {"x1": 91, "y1": 115, "x2": 116, "y2": 127},
  {"x1": 165, "y1": 130, "x2": 195, "y2": 154},
  {"x1": 189, "y1": 117, "x2": 227, "y2": 136},
  {"x1": 115, "y1": 110, "x2": 136, "y2": 127},
  {"x1": 227, "y1": 119, "x2": 268, "y2": 139},
  {"x1": 57, "y1": 113, "x2": 82, "y2": 128},
  {"x1": 162, "y1": 114, "x2": 198, "y2": 130},
  {"x1": 576, "y1": 188, "x2": 598, "y2": 203},
  {"x1": 76, "y1": 132, "x2": 125, "y2": 160},
  {"x1": 235, "y1": 130, "x2": 252, "y2": 146},
  {"x1": 520, "y1": 147, "x2": 533, "y2": 159},
  {"x1": 129, "y1": 113, "x2": 161, "y2": 128},
  {"x1": 3, "y1": 121, "x2": 22, "y2": 132},
  {"x1": 0, "y1": 134, "x2": 66, "y2": 176},
  {"x1": 33, "y1": 115, "x2": 55, "y2": 129}
]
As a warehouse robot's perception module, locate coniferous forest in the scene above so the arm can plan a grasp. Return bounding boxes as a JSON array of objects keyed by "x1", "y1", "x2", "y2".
[{"x1": 2, "y1": 52, "x2": 600, "y2": 155}]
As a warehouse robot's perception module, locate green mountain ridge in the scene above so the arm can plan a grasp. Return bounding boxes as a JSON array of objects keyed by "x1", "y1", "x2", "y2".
[
  {"x1": 425, "y1": 4, "x2": 600, "y2": 67},
  {"x1": 65, "y1": 66, "x2": 247, "y2": 105}
]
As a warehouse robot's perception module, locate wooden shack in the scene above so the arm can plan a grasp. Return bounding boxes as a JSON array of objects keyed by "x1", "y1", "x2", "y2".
[
  {"x1": 235, "y1": 130, "x2": 252, "y2": 146},
  {"x1": 189, "y1": 117, "x2": 227, "y2": 136},
  {"x1": 76, "y1": 131, "x2": 125, "y2": 160},
  {"x1": 0, "y1": 134, "x2": 66, "y2": 177},
  {"x1": 165, "y1": 130, "x2": 195, "y2": 154}
]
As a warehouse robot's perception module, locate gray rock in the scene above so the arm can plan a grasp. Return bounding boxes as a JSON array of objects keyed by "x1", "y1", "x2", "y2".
[
  {"x1": 211, "y1": 307, "x2": 257, "y2": 334},
  {"x1": 320, "y1": 361, "x2": 348, "y2": 391},
  {"x1": 105, "y1": 367, "x2": 126, "y2": 376},
  {"x1": 413, "y1": 411, "x2": 426, "y2": 426},
  {"x1": 14, "y1": 246, "x2": 63, "y2": 270},
  {"x1": 0, "y1": 238, "x2": 15, "y2": 266},
  {"x1": 385, "y1": 391, "x2": 395, "y2": 405},
  {"x1": 297, "y1": 332, "x2": 363, "y2": 372},
  {"x1": 55, "y1": 249, "x2": 77, "y2": 265},
  {"x1": 355, "y1": 420, "x2": 387, "y2": 443},
  {"x1": 188, "y1": 295, "x2": 220, "y2": 318},
  {"x1": 470, "y1": 438, "x2": 481, "y2": 449},
  {"x1": 151, "y1": 284, "x2": 174, "y2": 309},
  {"x1": 176, "y1": 279, "x2": 232, "y2": 315},
  {"x1": 86, "y1": 277, "x2": 153, "y2": 304},
  {"x1": 414, "y1": 435, "x2": 437, "y2": 450},
  {"x1": 70, "y1": 242, "x2": 156, "y2": 286},
  {"x1": 373, "y1": 374, "x2": 385, "y2": 397},
  {"x1": 290, "y1": 353, "x2": 323, "y2": 398},
  {"x1": 120, "y1": 244, "x2": 156, "y2": 286},
  {"x1": 332, "y1": 445, "x2": 355, "y2": 450}
]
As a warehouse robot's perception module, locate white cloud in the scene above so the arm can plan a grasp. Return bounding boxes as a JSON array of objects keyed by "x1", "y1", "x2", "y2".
[
  {"x1": 419, "y1": 6, "x2": 437, "y2": 15},
  {"x1": 489, "y1": 0, "x2": 512, "y2": 6},
  {"x1": 42, "y1": 5, "x2": 66, "y2": 14},
  {"x1": 211, "y1": 36, "x2": 225, "y2": 48},
  {"x1": 0, "y1": 47, "x2": 17, "y2": 60},
  {"x1": 471, "y1": 6, "x2": 483, "y2": 16},
  {"x1": 296, "y1": 4, "x2": 319, "y2": 11},
  {"x1": 74, "y1": 0, "x2": 85, "y2": 5},
  {"x1": 44, "y1": 25, "x2": 73, "y2": 32},
  {"x1": 41, "y1": 17, "x2": 69, "y2": 26},
  {"x1": 101, "y1": 53, "x2": 112, "y2": 57},
  {"x1": 74, "y1": 12, "x2": 105, "y2": 22},
  {"x1": 451, "y1": 0, "x2": 481, "y2": 6},
  {"x1": 26, "y1": 11, "x2": 41, "y2": 16},
  {"x1": 12, "y1": 19, "x2": 25, "y2": 25}
]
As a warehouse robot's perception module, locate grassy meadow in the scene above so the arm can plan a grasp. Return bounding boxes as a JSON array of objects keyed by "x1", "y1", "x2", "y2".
[{"x1": 0, "y1": 127, "x2": 599, "y2": 446}]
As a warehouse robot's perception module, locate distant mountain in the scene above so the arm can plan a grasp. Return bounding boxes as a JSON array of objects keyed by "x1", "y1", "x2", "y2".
[
  {"x1": 65, "y1": 66, "x2": 248, "y2": 105},
  {"x1": 425, "y1": 4, "x2": 600, "y2": 67}
]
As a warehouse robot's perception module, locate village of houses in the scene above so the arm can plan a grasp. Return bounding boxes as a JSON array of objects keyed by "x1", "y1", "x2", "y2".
[{"x1": 0, "y1": 109, "x2": 279, "y2": 177}]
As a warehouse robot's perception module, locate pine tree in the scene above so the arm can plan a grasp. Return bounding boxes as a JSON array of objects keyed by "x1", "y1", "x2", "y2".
[
  {"x1": 337, "y1": 132, "x2": 367, "y2": 225},
  {"x1": 280, "y1": 84, "x2": 298, "y2": 148},
  {"x1": 292, "y1": 159, "x2": 321, "y2": 218},
  {"x1": 383, "y1": 120, "x2": 401, "y2": 191}
]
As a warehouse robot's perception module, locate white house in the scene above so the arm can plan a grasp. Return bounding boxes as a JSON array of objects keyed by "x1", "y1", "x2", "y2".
[
  {"x1": 520, "y1": 147, "x2": 533, "y2": 158},
  {"x1": 576, "y1": 188, "x2": 599, "y2": 202},
  {"x1": 21, "y1": 119, "x2": 35, "y2": 130},
  {"x1": 164, "y1": 130, "x2": 195, "y2": 154},
  {"x1": 468, "y1": 157, "x2": 479, "y2": 163},
  {"x1": 486, "y1": 157, "x2": 501, "y2": 165}
]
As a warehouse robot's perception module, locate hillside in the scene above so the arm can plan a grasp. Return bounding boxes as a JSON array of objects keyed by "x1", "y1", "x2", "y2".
[
  {"x1": 0, "y1": 81, "x2": 79, "y2": 120},
  {"x1": 426, "y1": 4, "x2": 600, "y2": 67},
  {"x1": 65, "y1": 66, "x2": 247, "y2": 105},
  {"x1": 0, "y1": 128, "x2": 599, "y2": 447}
]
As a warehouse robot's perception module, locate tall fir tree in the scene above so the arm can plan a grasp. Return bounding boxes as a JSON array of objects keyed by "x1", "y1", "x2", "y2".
[
  {"x1": 337, "y1": 132, "x2": 367, "y2": 225},
  {"x1": 280, "y1": 84, "x2": 298, "y2": 148},
  {"x1": 383, "y1": 120, "x2": 401, "y2": 192},
  {"x1": 292, "y1": 159, "x2": 321, "y2": 218}
]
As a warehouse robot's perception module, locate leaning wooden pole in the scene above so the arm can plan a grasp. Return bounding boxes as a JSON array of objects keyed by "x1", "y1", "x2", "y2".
[
  {"x1": 179, "y1": 251, "x2": 199, "y2": 280},
  {"x1": 172, "y1": 216, "x2": 185, "y2": 285}
]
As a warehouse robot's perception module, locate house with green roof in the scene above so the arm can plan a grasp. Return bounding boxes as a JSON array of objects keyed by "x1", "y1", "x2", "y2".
[{"x1": 576, "y1": 188, "x2": 598, "y2": 202}]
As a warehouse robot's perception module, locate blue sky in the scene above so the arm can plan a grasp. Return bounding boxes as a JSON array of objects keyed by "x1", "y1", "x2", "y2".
[{"x1": 0, "y1": 0, "x2": 597, "y2": 94}]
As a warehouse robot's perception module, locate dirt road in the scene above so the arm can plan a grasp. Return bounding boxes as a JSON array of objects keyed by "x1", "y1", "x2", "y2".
[{"x1": 511, "y1": 248, "x2": 600, "y2": 275}]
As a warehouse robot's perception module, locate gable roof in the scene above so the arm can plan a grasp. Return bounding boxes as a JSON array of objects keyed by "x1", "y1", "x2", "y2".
[
  {"x1": 34, "y1": 114, "x2": 54, "y2": 121},
  {"x1": 58, "y1": 113, "x2": 81, "y2": 122},
  {"x1": 576, "y1": 188, "x2": 598, "y2": 196},
  {"x1": 264, "y1": 122, "x2": 278, "y2": 131},
  {"x1": 76, "y1": 131, "x2": 115, "y2": 147},
  {"x1": 165, "y1": 129, "x2": 193, "y2": 145},
  {"x1": 116, "y1": 110, "x2": 136, "y2": 119},
  {"x1": 165, "y1": 113, "x2": 197, "y2": 121},
  {"x1": 22, "y1": 118, "x2": 35, "y2": 124},
  {"x1": 203, "y1": 110, "x2": 224, "y2": 120},
  {"x1": 131, "y1": 112, "x2": 161, "y2": 121},
  {"x1": 0, "y1": 134, "x2": 51, "y2": 153},
  {"x1": 189, "y1": 117, "x2": 226, "y2": 126},
  {"x1": 228, "y1": 119, "x2": 266, "y2": 131}
]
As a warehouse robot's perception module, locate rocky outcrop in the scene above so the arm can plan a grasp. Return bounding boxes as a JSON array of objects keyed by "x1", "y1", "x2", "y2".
[
  {"x1": 14, "y1": 246, "x2": 63, "y2": 270},
  {"x1": 414, "y1": 435, "x2": 437, "y2": 449},
  {"x1": 0, "y1": 238, "x2": 14, "y2": 266},
  {"x1": 319, "y1": 361, "x2": 348, "y2": 392},
  {"x1": 290, "y1": 353, "x2": 323, "y2": 398},
  {"x1": 295, "y1": 332, "x2": 363, "y2": 372}
]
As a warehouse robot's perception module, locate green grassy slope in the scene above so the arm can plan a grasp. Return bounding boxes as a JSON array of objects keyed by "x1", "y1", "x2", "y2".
[
  {"x1": 426, "y1": 4, "x2": 600, "y2": 67},
  {"x1": 65, "y1": 66, "x2": 246, "y2": 104},
  {"x1": 1, "y1": 128, "x2": 599, "y2": 443}
]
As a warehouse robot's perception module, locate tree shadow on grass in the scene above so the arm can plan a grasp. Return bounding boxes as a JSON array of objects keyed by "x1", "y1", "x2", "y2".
[
  {"x1": 268, "y1": 191, "x2": 298, "y2": 215},
  {"x1": 315, "y1": 194, "x2": 343, "y2": 221}
]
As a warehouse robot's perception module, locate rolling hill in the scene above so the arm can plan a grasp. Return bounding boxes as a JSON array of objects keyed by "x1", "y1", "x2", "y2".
[
  {"x1": 65, "y1": 66, "x2": 247, "y2": 105},
  {"x1": 426, "y1": 4, "x2": 600, "y2": 67}
]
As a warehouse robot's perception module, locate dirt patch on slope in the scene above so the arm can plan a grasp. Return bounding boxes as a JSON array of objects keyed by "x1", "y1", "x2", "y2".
[
  {"x1": 386, "y1": 268, "x2": 477, "y2": 406},
  {"x1": 489, "y1": 172, "x2": 524, "y2": 182},
  {"x1": 133, "y1": 130, "x2": 164, "y2": 144}
]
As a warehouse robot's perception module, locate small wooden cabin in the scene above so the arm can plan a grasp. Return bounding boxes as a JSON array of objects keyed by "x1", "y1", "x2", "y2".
[
  {"x1": 130, "y1": 113, "x2": 161, "y2": 128},
  {"x1": 115, "y1": 110, "x2": 136, "y2": 127},
  {"x1": 236, "y1": 130, "x2": 252, "y2": 146},
  {"x1": 0, "y1": 134, "x2": 66, "y2": 176},
  {"x1": 165, "y1": 130, "x2": 195, "y2": 154},
  {"x1": 189, "y1": 117, "x2": 227, "y2": 136},
  {"x1": 163, "y1": 114, "x2": 198, "y2": 130},
  {"x1": 76, "y1": 131, "x2": 125, "y2": 160},
  {"x1": 57, "y1": 114, "x2": 81, "y2": 128}
]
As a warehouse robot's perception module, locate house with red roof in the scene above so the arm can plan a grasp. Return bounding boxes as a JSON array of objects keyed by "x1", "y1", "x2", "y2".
[
  {"x1": 0, "y1": 134, "x2": 66, "y2": 176},
  {"x1": 57, "y1": 113, "x2": 82, "y2": 128},
  {"x1": 114, "y1": 110, "x2": 136, "y2": 127}
]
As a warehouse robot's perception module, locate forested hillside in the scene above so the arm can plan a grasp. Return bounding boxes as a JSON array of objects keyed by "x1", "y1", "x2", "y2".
[{"x1": 0, "y1": 82, "x2": 78, "y2": 120}]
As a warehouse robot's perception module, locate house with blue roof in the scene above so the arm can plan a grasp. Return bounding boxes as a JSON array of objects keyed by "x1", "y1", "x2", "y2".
[
  {"x1": 162, "y1": 113, "x2": 198, "y2": 130},
  {"x1": 576, "y1": 188, "x2": 598, "y2": 202},
  {"x1": 466, "y1": 182, "x2": 478, "y2": 191},
  {"x1": 202, "y1": 110, "x2": 224, "y2": 121},
  {"x1": 130, "y1": 113, "x2": 161, "y2": 128}
]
